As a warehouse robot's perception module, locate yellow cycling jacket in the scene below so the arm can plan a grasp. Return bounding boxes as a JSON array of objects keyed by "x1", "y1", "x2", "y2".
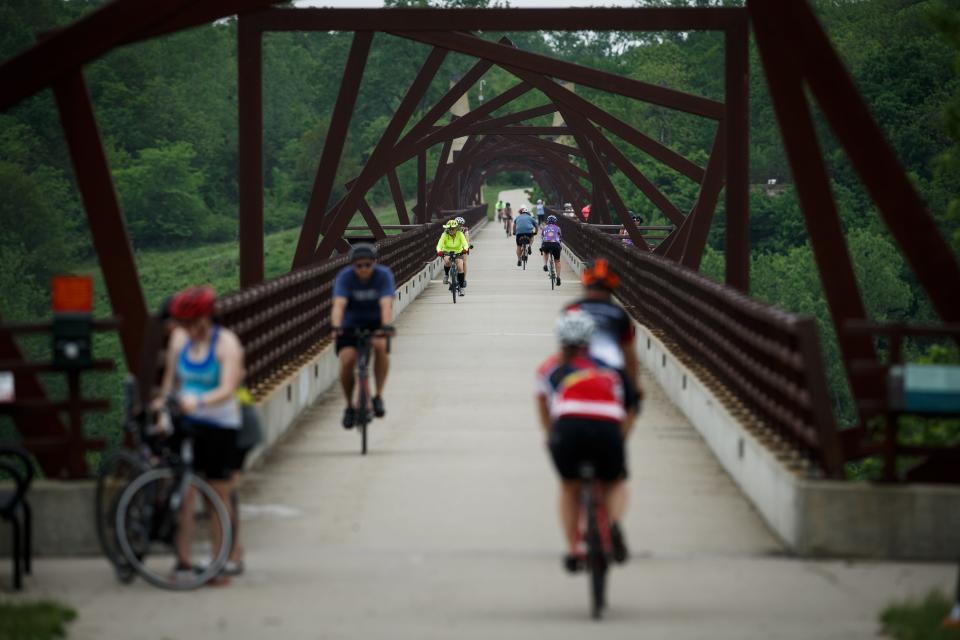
[{"x1": 436, "y1": 230, "x2": 469, "y2": 254}]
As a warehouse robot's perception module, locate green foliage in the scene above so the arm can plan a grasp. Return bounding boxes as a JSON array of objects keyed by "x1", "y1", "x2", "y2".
[
  {"x1": 0, "y1": 601, "x2": 76, "y2": 640},
  {"x1": 880, "y1": 591, "x2": 960, "y2": 640}
]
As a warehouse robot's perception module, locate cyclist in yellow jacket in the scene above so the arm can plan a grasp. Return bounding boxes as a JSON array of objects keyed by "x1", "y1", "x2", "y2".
[{"x1": 437, "y1": 219, "x2": 470, "y2": 293}]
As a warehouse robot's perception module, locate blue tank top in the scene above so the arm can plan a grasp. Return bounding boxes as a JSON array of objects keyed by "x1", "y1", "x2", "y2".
[{"x1": 177, "y1": 326, "x2": 241, "y2": 429}]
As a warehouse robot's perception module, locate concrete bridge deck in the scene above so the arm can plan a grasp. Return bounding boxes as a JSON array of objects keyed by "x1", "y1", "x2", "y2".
[{"x1": 5, "y1": 190, "x2": 953, "y2": 639}]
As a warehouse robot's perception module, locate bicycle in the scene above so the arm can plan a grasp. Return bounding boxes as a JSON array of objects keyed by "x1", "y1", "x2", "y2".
[
  {"x1": 444, "y1": 251, "x2": 464, "y2": 303},
  {"x1": 518, "y1": 236, "x2": 530, "y2": 270},
  {"x1": 578, "y1": 462, "x2": 612, "y2": 620},
  {"x1": 337, "y1": 327, "x2": 394, "y2": 455},
  {"x1": 547, "y1": 251, "x2": 557, "y2": 290},
  {"x1": 95, "y1": 375, "x2": 158, "y2": 583},
  {"x1": 113, "y1": 399, "x2": 234, "y2": 590}
]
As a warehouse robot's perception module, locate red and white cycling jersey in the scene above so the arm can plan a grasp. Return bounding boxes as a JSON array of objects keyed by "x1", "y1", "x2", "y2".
[{"x1": 536, "y1": 354, "x2": 633, "y2": 423}]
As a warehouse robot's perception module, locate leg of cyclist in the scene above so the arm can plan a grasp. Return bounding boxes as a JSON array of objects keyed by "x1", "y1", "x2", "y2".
[
  {"x1": 175, "y1": 485, "x2": 198, "y2": 572},
  {"x1": 560, "y1": 481, "x2": 580, "y2": 557},
  {"x1": 542, "y1": 246, "x2": 549, "y2": 271},
  {"x1": 456, "y1": 256, "x2": 466, "y2": 290},
  {"x1": 442, "y1": 255, "x2": 452, "y2": 285},
  {"x1": 372, "y1": 336, "x2": 390, "y2": 417},
  {"x1": 338, "y1": 346, "x2": 358, "y2": 428}
]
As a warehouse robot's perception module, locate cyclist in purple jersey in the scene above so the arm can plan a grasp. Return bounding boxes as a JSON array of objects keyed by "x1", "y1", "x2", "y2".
[
  {"x1": 539, "y1": 214, "x2": 563, "y2": 285},
  {"x1": 331, "y1": 243, "x2": 396, "y2": 428}
]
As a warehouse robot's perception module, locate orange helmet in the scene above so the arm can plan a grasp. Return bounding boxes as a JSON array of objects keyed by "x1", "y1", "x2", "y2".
[{"x1": 581, "y1": 258, "x2": 620, "y2": 290}]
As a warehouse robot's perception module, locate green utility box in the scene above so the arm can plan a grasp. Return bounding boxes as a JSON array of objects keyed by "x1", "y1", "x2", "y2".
[{"x1": 52, "y1": 314, "x2": 93, "y2": 370}]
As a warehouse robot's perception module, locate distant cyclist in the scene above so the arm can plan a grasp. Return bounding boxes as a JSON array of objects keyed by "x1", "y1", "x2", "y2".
[
  {"x1": 619, "y1": 214, "x2": 644, "y2": 246},
  {"x1": 513, "y1": 206, "x2": 538, "y2": 267},
  {"x1": 456, "y1": 216, "x2": 473, "y2": 281},
  {"x1": 331, "y1": 243, "x2": 396, "y2": 428},
  {"x1": 436, "y1": 219, "x2": 470, "y2": 293},
  {"x1": 535, "y1": 199, "x2": 546, "y2": 225},
  {"x1": 503, "y1": 202, "x2": 513, "y2": 235},
  {"x1": 536, "y1": 310, "x2": 639, "y2": 572},
  {"x1": 496, "y1": 200, "x2": 504, "y2": 223},
  {"x1": 539, "y1": 214, "x2": 563, "y2": 285}
]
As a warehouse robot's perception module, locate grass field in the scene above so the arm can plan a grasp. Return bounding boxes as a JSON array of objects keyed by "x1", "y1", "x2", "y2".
[
  {"x1": 0, "y1": 602, "x2": 76, "y2": 640},
  {"x1": 880, "y1": 592, "x2": 960, "y2": 640}
]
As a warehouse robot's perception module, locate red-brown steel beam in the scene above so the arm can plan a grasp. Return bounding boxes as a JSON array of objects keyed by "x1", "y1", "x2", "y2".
[
  {"x1": 755, "y1": 0, "x2": 960, "y2": 322},
  {"x1": 52, "y1": 71, "x2": 148, "y2": 372},
  {"x1": 238, "y1": 16, "x2": 264, "y2": 287},
  {"x1": 417, "y1": 150, "x2": 428, "y2": 224},
  {"x1": 254, "y1": 7, "x2": 747, "y2": 33},
  {"x1": 679, "y1": 125, "x2": 727, "y2": 270},
  {"x1": 388, "y1": 169, "x2": 410, "y2": 226},
  {"x1": 750, "y1": 0, "x2": 877, "y2": 406},
  {"x1": 430, "y1": 103, "x2": 557, "y2": 136},
  {"x1": 393, "y1": 30, "x2": 724, "y2": 120},
  {"x1": 429, "y1": 138, "x2": 454, "y2": 219},
  {"x1": 725, "y1": 13, "x2": 750, "y2": 292},
  {"x1": 293, "y1": 31, "x2": 373, "y2": 268},
  {"x1": 315, "y1": 46, "x2": 448, "y2": 258}
]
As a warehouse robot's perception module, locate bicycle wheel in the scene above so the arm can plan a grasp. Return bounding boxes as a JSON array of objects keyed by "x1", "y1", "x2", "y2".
[
  {"x1": 96, "y1": 450, "x2": 150, "y2": 583},
  {"x1": 115, "y1": 467, "x2": 233, "y2": 590},
  {"x1": 586, "y1": 510, "x2": 608, "y2": 620},
  {"x1": 357, "y1": 375, "x2": 369, "y2": 456},
  {"x1": 450, "y1": 267, "x2": 458, "y2": 304}
]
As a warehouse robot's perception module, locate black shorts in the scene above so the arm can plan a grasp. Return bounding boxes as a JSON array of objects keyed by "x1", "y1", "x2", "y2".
[
  {"x1": 540, "y1": 242, "x2": 561, "y2": 259},
  {"x1": 516, "y1": 233, "x2": 535, "y2": 247},
  {"x1": 537, "y1": 214, "x2": 545, "y2": 224},
  {"x1": 228, "y1": 446, "x2": 252, "y2": 471},
  {"x1": 548, "y1": 417, "x2": 626, "y2": 482},
  {"x1": 189, "y1": 422, "x2": 239, "y2": 480},
  {"x1": 336, "y1": 323, "x2": 382, "y2": 354}
]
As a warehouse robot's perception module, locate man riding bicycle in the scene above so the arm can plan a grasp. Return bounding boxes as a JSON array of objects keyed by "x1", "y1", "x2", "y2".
[
  {"x1": 513, "y1": 206, "x2": 538, "y2": 267},
  {"x1": 503, "y1": 202, "x2": 513, "y2": 235},
  {"x1": 539, "y1": 214, "x2": 563, "y2": 286},
  {"x1": 437, "y1": 219, "x2": 470, "y2": 293},
  {"x1": 331, "y1": 243, "x2": 396, "y2": 429},
  {"x1": 536, "y1": 310, "x2": 639, "y2": 572},
  {"x1": 455, "y1": 216, "x2": 473, "y2": 282}
]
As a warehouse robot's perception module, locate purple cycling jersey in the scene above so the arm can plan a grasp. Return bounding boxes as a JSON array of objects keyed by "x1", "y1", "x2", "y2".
[{"x1": 541, "y1": 224, "x2": 562, "y2": 243}]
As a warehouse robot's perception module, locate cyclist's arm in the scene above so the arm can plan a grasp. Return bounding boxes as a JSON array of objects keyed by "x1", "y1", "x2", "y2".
[
  {"x1": 379, "y1": 296, "x2": 393, "y2": 327},
  {"x1": 436, "y1": 236, "x2": 445, "y2": 253},
  {"x1": 622, "y1": 340, "x2": 639, "y2": 386},
  {"x1": 156, "y1": 327, "x2": 187, "y2": 408},
  {"x1": 536, "y1": 394, "x2": 552, "y2": 434},
  {"x1": 331, "y1": 296, "x2": 348, "y2": 330}
]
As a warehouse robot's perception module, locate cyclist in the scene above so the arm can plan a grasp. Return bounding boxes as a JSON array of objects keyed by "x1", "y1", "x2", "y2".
[
  {"x1": 535, "y1": 199, "x2": 546, "y2": 225},
  {"x1": 619, "y1": 214, "x2": 644, "y2": 246},
  {"x1": 159, "y1": 285, "x2": 245, "y2": 583},
  {"x1": 539, "y1": 214, "x2": 563, "y2": 285},
  {"x1": 455, "y1": 216, "x2": 473, "y2": 282},
  {"x1": 535, "y1": 310, "x2": 639, "y2": 572},
  {"x1": 436, "y1": 219, "x2": 470, "y2": 293},
  {"x1": 331, "y1": 243, "x2": 396, "y2": 428},
  {"x1": 495, "y1": 200, "x2": 504, "y2": 223},
  {"x1": 513, "y1": 206, "x2": 538, "y2": 267},
  {"x1": 503, "y1": 202, "x2": 513, "y2": 235}
]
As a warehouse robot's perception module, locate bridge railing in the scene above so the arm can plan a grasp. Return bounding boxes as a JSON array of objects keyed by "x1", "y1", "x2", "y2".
[
  {"x1": 556, "y1": 216, "x2": 845, "y2": 478},
  {"x1": 216, "y1": 205, "x2": 486, "y2": 393}
]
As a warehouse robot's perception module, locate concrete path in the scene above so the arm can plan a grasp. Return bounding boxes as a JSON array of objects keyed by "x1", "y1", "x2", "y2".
[{"x1": 5, "y1": 190, "x2": 954, "y2": 639}]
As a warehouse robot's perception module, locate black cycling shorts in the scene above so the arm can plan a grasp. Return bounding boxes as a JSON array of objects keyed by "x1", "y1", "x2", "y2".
[
  {"x1": 548, "y1": 417, "x2": 626, "y2": 482},
  {"x1": 189, "y1": 422, "x2": 239, "y2": 480},
  {"x1": 336, "y1": 322, "x2": 382, "y2": 354},
  {"x1": 540, "y1": 242, "x2": 561, "y2": 260},
  {"x1": 516, "y1": 233, "x2": 535, "y2": 247}
]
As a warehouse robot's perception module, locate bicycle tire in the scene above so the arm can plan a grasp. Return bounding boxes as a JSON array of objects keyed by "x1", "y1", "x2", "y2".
[
  {"x1": 584, "y1": 489, "x2": 608, "y2": 620},
  {"x1": 358, "y1": 373, "x2": 369, "y2": 456},
  {"x1": 115, "y1": 467, "x2": 233, "y2": 590},
  {"x1": 95, "y1": 449, "x2": 150, "y2": 581},
  {"x1": 450, "y1": 266, "x2": 458, "y2": 304}
]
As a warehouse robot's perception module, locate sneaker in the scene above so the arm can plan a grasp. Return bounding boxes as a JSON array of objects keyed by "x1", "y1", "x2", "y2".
[
  {"x1": 342, "y1": 407, "x2": 356, "y2": 429},
  {"x1": 610, "y1": 522, "x2": 628, "y2": 563},
  {"x1": 542, "y1": 265, "x2": 548, "y2": 272},
  {"x1": 563, "y1": 553, "x2": 584, "y2": 574},
  {"x1": 443, "y1": 275, "x2": 449, "y2": 284},
  {"x1": 517, "y1": 259, "x2": 522, "y2": 267},
  {"x1": 222, "y1": 560, "x2": 244, "y2": 576},
  {"x1": 172, "y1": 562, "x2": 195, "y2": 583},
  {"x1": 556, "y1": 277, "x2": 561, "y2": 286},
  {"x1": 372, "y1": 396, "x2": 385, "y2": 418},
  {"x1": 458, "y1": 288, "x2": 465, "y2": 297}
]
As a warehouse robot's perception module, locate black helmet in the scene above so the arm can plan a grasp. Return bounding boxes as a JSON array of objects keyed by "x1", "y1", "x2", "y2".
[{"x1": 349, "y1": 243, "x2": 377, "y2": 261}]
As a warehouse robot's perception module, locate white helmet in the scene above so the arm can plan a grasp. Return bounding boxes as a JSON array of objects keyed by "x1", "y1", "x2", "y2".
[
  {"x1": 555, "y1": 310, "x2": 595, "y2": 347},
  {"x1": 538, "y1": 199, "x2": 544, "y2": 204},
  {"x1": 455, "y1": 216, "x2": 465, "y2": 225},
  {"x1": 519, "y1": 206, "x2": 530, "y2": 215}
]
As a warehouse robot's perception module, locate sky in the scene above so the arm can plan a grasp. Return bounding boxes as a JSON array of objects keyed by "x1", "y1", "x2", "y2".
[{"x1": 296, "y1": 1, "x2": 639, "y2": 7}]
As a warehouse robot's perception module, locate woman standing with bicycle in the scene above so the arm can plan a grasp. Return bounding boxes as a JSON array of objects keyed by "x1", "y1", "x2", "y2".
[
  {"x1": 158, "y1": 285, "x2": 245, "y2": 583},
  {"x1": 535, "y1": 310, "x2": 639, "y2": 573}
]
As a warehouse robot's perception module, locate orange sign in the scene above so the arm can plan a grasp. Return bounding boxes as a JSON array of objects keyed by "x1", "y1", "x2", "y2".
[{"x1": 52, "y1": 275, "x2": 94, "y2": 313}]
